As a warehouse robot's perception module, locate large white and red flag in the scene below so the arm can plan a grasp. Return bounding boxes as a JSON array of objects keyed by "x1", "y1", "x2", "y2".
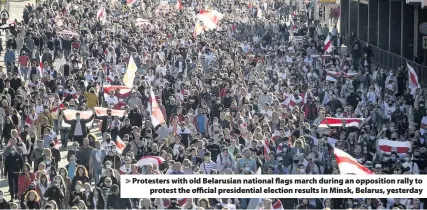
[
  {"x1": 176, "y1": 0, "x2": 183, "y2": 10},
  {"x1": 103, "y1": 85, "x2": 132, "y2": 99},
  {"x1": 326, "y1": 71, "x2": 358, "y2": 82},
  {"x1": 407, "y1": 62, "x2": 420, "y2": 95},
  {"x1": 324, "y1": 35, "x2": 333, "y2": 53},
  {"x1": 334, "y1": 147, "x2": 374, "y2": 175},
  {"x1": 282, "y1": 93, "x2": 305, "y2": 110},
  {"x1": 193, "y1": 21, "x2": 204, "y2": 38},
  {"x1": 51, "y1": 103, "x2": 65, "y2": 118},
  {"x1": 148, "y1": 87, "x2": 165, "y2": 128},
  {"x1": 39, "y1": 55, "x2": 43, "y2": 74},
  {"x1": 94, "y1": 107, "x2": 127, "y2": 131},
  {"x1": 126, "y1": 0, "x2": 136, "y2": 6},
  {"x1": 94, "y1": 107, "x2": 126, "y2": 117},
  {"x1": 272, "y1": 199, "x2": 284, "y2": 210},
  {"x1": 376, "y1": 139, "x2": 412, "y2": 158},
  {"x1": 61, "y1": 110, "x2": 95, "y2": 128},
  {"x1": 196, "y1": 10, "x2": 223, "y2": 30},
  {"x1": 116, "y1": 136, "x2": 126, "y2": 154},
  {"x1": 96, "y1": 7, "x2": 105, "y2": 21},
  {"x1": 318, "y1": 117, "x2": 364, "y2": 128}
]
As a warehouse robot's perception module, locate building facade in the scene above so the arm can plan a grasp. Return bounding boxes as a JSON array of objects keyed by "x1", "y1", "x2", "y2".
[{"x1": 340, "y1": 0, "x2": 427, "y2": 83}]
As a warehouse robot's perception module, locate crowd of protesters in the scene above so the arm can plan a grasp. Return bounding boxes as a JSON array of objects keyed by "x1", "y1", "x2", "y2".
[{"x1": 0, "y1": 0, "x2": 425, "y2": 209}]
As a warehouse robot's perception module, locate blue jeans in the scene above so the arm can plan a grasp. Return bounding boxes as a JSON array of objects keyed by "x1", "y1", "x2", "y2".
[
  {"x1": 93, "y1": 167, "x2": 102, "y2": 185},
  {"x1": 20, "y1": 66, "x2": 29, "y2": 80},
  {"x1": 60, "y1": 129, "x2": 69, "y2": 149},
  {"x1": 53, "y1": 120, "x2": 59, "y2": 134}
]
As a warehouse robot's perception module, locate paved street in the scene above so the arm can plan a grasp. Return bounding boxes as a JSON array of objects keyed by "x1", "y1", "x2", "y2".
[
  {"x1": 0, "y1": 0, "x2": 104, "y2": 202},
  {"x1": 0, "y1": 0, "x2": 27, "y2": 70}
]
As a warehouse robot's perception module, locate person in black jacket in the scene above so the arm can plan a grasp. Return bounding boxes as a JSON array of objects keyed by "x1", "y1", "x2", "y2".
[
  {"x1": 69, "y1": 181, "x2": 85, "y2": 207},
  {"x1": 95, "y1": 108, "x2": 114, "y2": 136},
  {"x1": 107, "y1": 184, "x2": 132, "y2": 209},
  {"x1": 44, "y1": 181, "x2": 65, "y2": 208},
  {"x1": 87, "y1": 187, "x2": 105, "y2": 209},
  {"x1": 5, "y1": 145, "x2": 24, "y2": 201},
  {"x1": 63, "y1": 109, "x2": 95, "y2": 146}
]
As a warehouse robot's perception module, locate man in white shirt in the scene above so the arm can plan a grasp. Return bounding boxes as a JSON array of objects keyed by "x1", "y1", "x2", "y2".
[{"x1": 104, "y1": 90, "x2": 119, "y2": 105}]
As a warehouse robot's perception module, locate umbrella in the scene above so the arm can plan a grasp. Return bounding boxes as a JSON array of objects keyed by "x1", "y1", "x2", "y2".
[{"x1": 137, "y1": 156, "x2": 165, "y2": 166}]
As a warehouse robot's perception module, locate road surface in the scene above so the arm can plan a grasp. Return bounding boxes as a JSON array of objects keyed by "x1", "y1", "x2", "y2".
[{"x1": 0, "y1": 0, "x2": 104, "y2": 202}]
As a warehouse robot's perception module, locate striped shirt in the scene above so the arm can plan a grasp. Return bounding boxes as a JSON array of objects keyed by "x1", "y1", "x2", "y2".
[{"x1": 200, "y1": 161, "x2": 217, "y2": 174}]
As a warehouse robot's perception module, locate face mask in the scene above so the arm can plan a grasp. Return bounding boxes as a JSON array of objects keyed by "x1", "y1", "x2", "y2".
[
  {"x1": 244, "y1": 167, "x2": 251, "y2": 172},
  {"x1": 11, "y1": 150, "x2": 16, "y2": 155},
  {"x1": 76, "y1": 116, "x2": 81, "y2": 120},
  {"x1": 391, "y1": 157, "x2": 396, "y2": 161},
  {"x1": 404, "y1": 157, "x2": 410, "y2": 162},
  {"x1": 204, "y1": 157, "x2": 210, "y2": 161},
  {"x1": 283, "y1": 148, "x2": 288, "y2": 153},
  {"x1": 299, "y1": 169, "x2": 305, "y2": 173},
  {"x1": 75, "y1": 186, "x2": 81, "y2": 191},
  {"x1": 45, "y1": 160, "x2": 51, "y2": 165},
  {"x1": 106, "y1": 165, "x2": 111, "y2": 169},
  {"x1": 60, "y1": 172, "x2": 66, "y2": 176}
]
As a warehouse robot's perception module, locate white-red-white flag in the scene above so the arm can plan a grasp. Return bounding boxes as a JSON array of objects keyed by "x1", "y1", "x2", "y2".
[
  {"x1": 116, "y1": 136, "x2": 126, "y2": 154},
  {"x1": 282, "y1": 93, "x2": 305, "y2": 110},
  {"x1": 176, "y1": 0, "x2": 183, "y2": 10},
  {"x1": 193, "y1": 21, "x2": 204, "y2": 38},
  {"x1": 407, "y1": 62, "x2": 420, "y2": 95},
  {"x1": 94, "y1": 107, "x2": 126, "y2": 117},
  {"x1": 326, "y1": 71, "x2": 357, "y2": 82},
  {"x1": 39, "y1": 55, "x2": 43, "y2": 74},
  {"x1": 318, "y1": 117, "x2": 364, "y2": 128},
  {"x1": 324, "y1": 35, "x2": 333, "y2": 53},
  {"x1": 196, "y1": 10, "x2": 223, "y2": 30},
  {"x1": 126, "y1": 0, "x2": 136, "y2": 6},
  {"x1": 149, "y1": 87, "x2": 165, "y2": 127},
  {"x1": 61, "y1": 110, "x2": 95, "y2": 128},
  {"x1": 96, "y1": 7, "x2": 105, "y2": 20},
  {"x1": 272, "y1": 199, "x2": 284, "y2": 210},
  {"x1": 376, "y1": 139, "x2": 412, "y2": 158},
  {"x1": 177, "y1": 198, "x2": 187, "y2": 206},
  {"x1": 103, "y1": 85, "x2": 132, "y2": 99},
  {"x1": 334, "y1": 147, "x2": 374, "y2": 175}
]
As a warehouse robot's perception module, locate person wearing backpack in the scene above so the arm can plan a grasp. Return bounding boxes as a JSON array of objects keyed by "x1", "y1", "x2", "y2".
[{"x1": 216, "y1": 147, "x2": 235, "y2": 172}]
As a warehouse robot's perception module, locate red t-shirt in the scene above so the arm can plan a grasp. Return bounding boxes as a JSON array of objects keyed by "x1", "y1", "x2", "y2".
[{"x1": 19, "y1": 55, "x2": 29, "y2": 66}]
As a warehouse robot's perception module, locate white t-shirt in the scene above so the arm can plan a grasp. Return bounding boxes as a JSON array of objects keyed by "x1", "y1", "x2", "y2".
[
  {"x1": 105, "y1": 95, "x2": 119, "y2": 105},
  {"x1": 101, "y1": 141, "x2": 116, "y2": 152}
]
